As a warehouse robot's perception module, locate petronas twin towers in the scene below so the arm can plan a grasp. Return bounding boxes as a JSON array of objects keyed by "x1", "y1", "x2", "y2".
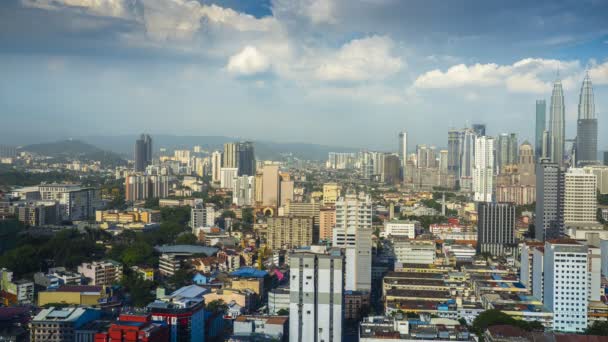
[{"x1": 547, "y1": 71, "x2": 598, "y2": 166}]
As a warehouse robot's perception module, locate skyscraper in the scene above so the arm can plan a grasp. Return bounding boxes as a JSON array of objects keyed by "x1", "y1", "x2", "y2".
[
  {"x1": 476, "y1": 202, "x2": 515, "y2": 256},
  {"x1": 549, "y1": 78, "x2": 565, "y2": 166},
  {"x1": 333, "y1": 193, "x2": 372, "y2": 292},
  {"x1": 211, "y1": 151, "x2": 222, "y2": 183},
  {"x1": 535, "y1": 100, "x2": 546, "y2": 159},
  {"x1": 564, "y1": 168, "x2": 597, "y2": 224},
  {"x1": 473, "y1": 136, "x2": 494, "y2": 202},
  {"x1": 472, "y1": 123, "x2": 486, "y2": 136},
  {"x1": 237, "y1": 141, "x2": 256, "y2": 176},
  {"x1": 459, "y1": 129, "x2": 476, "y2": 190},
  {"x1": 535, "y1": 160, "x2": 564, "y2": 241},
  {"x1": 447, "y1": 129, "x2": 462, "y2": 178},
  {"x1": 398, "y1": 131, "x2": 408, "y2": 175},
  {"x1": 576, "y1": 72, "x2": 598, "y2": 166},
  {"x1": 496, "y1": 133, "x2": 519, "y2": 173},
  {"x1": 134, "y1": 134, "x2": 152, "y2": 172},
  {"x1": 289, "y1": 247, "x2": 344, "y2": 342}
]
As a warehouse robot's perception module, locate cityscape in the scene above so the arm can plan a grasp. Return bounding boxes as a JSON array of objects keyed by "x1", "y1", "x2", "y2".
[{"x1": 1, "y1": 1, "x2": 608, "y2": 342}]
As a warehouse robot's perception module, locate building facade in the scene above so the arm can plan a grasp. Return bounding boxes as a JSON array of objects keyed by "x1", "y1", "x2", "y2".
[{"x1": 476, "y1": 202, "x2": 515, "y2": 256}]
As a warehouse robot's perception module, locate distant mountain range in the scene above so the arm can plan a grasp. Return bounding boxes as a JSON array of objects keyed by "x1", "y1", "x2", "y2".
[
  {"x1": 18, "y1": 136, "x2": 360, "y2": 162},
  {"x1": 20, "y1": 140, "x2": 128, "y2": 167},
  {"x1": 78, "y1": 135, "x2": 359, "y2": 161}
]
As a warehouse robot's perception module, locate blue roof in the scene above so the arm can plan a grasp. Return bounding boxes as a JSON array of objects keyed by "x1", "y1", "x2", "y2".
[{"x1": 230, "y1": 267, "x2": 268, "y2": 278}]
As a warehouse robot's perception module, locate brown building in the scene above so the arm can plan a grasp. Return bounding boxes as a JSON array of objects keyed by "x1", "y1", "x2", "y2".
[
  {"x1": 319, "y1": 207, "x2": 336, "y2": 241},
  {"x1": 344, "y1": 291, "x2": 370, "y2": 321},
  {"x1": 267, "y1": 216, "x2": 313, "y2": 250}
]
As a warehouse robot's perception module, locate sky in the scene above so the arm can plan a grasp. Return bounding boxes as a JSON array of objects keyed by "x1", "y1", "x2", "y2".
[{"x1": 0, "y1": 0, "x2": 607, "y2": 152}]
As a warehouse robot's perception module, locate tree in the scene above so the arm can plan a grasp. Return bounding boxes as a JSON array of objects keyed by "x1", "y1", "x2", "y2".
[
  {"x1": 276, "y1": 308, "x2": 289, "y2": 315},
  {"x1": 144, "y1": 197, "x2": 160, "y2": 210},
  {"x1": 471, "y1": 309, "x2": 543, "y2": 336},
  {"x1": 166, "y1": 269, "x2": 192, "y2": 290},
  {"x1": 586, "y1": 321, "x2": 608, "y2": 336},
  {"x1": 206, "y1": 299, "x2": 228, "y2": 314},
  {"x1": 175, "y1": 233, "x2": 198, "y2": 245},
  {"x1": 221, "y1": 210, "x2": 236, "y2": 219},
  {"x1": 242, "y1": 208, "x2": 254, "y2": 225},
  {"x1": 121, "y1": 241, "x2": 154, "y2": 267},
  {"x1": 120, "y1": 272, "x2": 155, "y2": 307}
]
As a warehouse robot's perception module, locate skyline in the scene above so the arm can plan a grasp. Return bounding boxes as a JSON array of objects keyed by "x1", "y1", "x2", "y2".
[{"x1": 0, "y1": 0, "x2": 607, "y2": 151}]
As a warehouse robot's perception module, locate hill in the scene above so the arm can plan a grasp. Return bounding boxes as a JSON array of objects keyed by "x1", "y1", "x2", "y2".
[{"x1": 20, "y1": 140, "x2": 128, "y2": 167}]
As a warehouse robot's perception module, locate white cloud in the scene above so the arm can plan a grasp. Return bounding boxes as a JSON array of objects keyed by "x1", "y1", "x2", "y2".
[
  {"x1": 315, "y1": 35, "x2": 403, "y2": 82},
  {"x1": 414, "y1": 58, "x2": 579, "y2": 93},
  {"x1": 272, "y1": 0, "x2": 336, "y2": 24},
  {"x1": 589, "y1": 60, "x2": 608, "y2": 85},
  {"x1": 227, "y1": 46, "x2": 271, "y2": 76},
  {"x1": 21, "y1": 0, "x2": 131, "y2": 18}
]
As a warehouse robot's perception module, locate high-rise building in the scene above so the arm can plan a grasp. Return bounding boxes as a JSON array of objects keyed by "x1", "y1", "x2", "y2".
[
  {"x1": 223, "y1": 142, "x2": 256, "y2": 176},
  {"x1": 0, "y1": 145, "x2": 17, "y2": 158},
  {"x1": 549, "y1": 78, "x2": 565, "y2": 166},
  {"x1": 564, "y1": 168, "x2": 597, "y2": 224},
  {"x1": 125, "y1": 174, "x2": 169, "y2": 201},
  {"x1": 220, "y1": 167, "x2": 238, "y2": 189},
  {"x1": 383, "y1": 154, "x2": 401, "y2": 185},
  {"x1": 319, "y1": 207, "x2": 336, "y2": 241},
  {"x1": 576, "y1": 72, "x2": 598, "y2": 166},
  {"x1": 542, "y1": 130, "x2": 551, "y2": 160},
  {"x1": 604, "y1": 151, "x2": 608, "y2": 166},
  {"x1": 542, "y1": 240, "x2": 589, "y2": 333},
  {"x1": 262, "y1": 165, "x2": 280, "y2": 207},
  {"x1": 267, "y1": 217, "x2": 313, "y2": 250},
  {"x1": 447, "y1": 129, "x2": 462, "y2": 177},
  {"x1": 232, "y1": 175, "x2": 255, "y2": 206},
  {"x1": 535, "y1": 100, "x2": 546, "y2": 159},
  {"x1": 322, "y1": 183, "x2": 340, "y2": 206},
  {"x1": 333, "y1": 193, "x2": 372, "y2": 291},
  {"x1": 476, "y1": 202, "x2": 515, "y2": 256},
  {"x1": 134, "y1": 134, "x2": 152, "y2": 172},
  {"x1": 398, "y1": 131, "x2": 408, "y2": 174},
  {"x1": 459, "y1": 129, "x2": 477, "y2": 190},
  {"x1": 496, "y1": 133, "x2": 518, "y2": 173},
  {"x1": 473, "y1": 136, "x2": 494, "y2": 202},
  {"x1": 535, "y1": 160, "x2": 564, "y2": 241},
  {"x1": 211, "y1": 151, "x2": 222, "y2": 183},
  {"x1": 438, "y1": 150, "x2": 449, "y2": 173},
  {"x1": 472, "y1": 123, "x2": 486, "y2": 136},
  {"x1": 289, "y1": 247, "x2": 344, "y2": 342}
]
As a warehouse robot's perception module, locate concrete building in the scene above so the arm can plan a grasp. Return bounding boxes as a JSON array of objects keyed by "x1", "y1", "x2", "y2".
[
  {"x1": 31, "y1": 307, "x2": 101, "y2": 342},
  {"x1": 37, "y1": 285, "x2": 106, "y2": 307},
  {"x1": 125, "y1": 175, "x2": 169, "y2": 201},
  {"x1": 322, "y1": 183, "x2": 341, "y2": 206},
  {"x1": 38, "y1": 184, "x2": 102, "y2": 221},
  {"x1": 220, "y1": 167, "x2": 239, "y2": 189},
  {"x1": 333, "y1": 193, "x2": 373, "y2": 291},
  {"x1": 77, "y1": 260, "x2": 123, "y2": 286},
  {"x1": 268, "y1": 287, "x2": 290, "y2": 315},
  {"x1": 211, "y1": 151, "x2": 222, "y2": 183},
  {"x1": 583, "y1": 165, "x2": 608, "y2": 194},
  {"x1": 232, "y1": 175, "x2": 255, "y2": 206},
  {"x1": 289, "y1": 246, "x2": 344, "y2": 342},
  {"x1": 223, "y1": 142, "x2": 255, "y2": 176},
  {"x1": 266, "y1": 216, "x2": 313, "y2": 250},
  {"x1": 149, "y1": 285, "x2": 206, "y2": 341},
  {"x1": 392, "y1": 239, "x2": 436, "y2": 265},
  {"x1": 476, "y1": 202, "x2": 515, "y2": 256},
  {"x1": 383, "y1": 154, "x2": 401, "y2": 185},
  {"x1": 383, "y1": 220, "x2": 419, "y2": 239},
  {"x1": 473, "y1": 136, "x2": 494, "y2": 202},
  {"x1": 261, "y1": 165, "x2": 280, "y2": 207},
  {"x1": 576, "y1": 73, "x2": 598, "y2": 166},
  {"x1": 399, "y1": 131, "x2": 408, "y2": 174},
  {"x1": 190, "y1": 203, "x2": 217, "y2": 229},
  {"x1": 535, "y1": 100, "x2": 546, "y2": 159},
  {"x1": 134, "y1": 134, "x2": 152, "y2": 172},
  {"x1": 535, "y1": 160, "x2": 564, "y2": 241},
  {"x1": 319, "y1": 207, "x2": 336, "y2": 241},
  {"x1": 232, "y1": 315, "x2": 288, "y2": 341},
  {"x1": 94, "y1": 314, "x2": 169, "y2": 342},
  {"x1": 548, "y1": 78, "x2": 566, "y2": 167},
  {"x1": 0, "y1": 269, "x2": 34, "y2": 305},
  {"x1": 564, "y1": 168, "x2": 597, "y2": 224},
  {"x1": 95, "y1": 208, "x2": 160, "y2": 224},
  {"x1": 542, "y1": 240, "x2": 588, "y2": 333}
]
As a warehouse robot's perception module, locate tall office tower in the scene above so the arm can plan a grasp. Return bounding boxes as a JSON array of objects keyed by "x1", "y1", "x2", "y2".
[
  {"x1": 373, "y1": 152, "x2": 385, "y2": 180},
  {"x1": 543, "y1": 240, "x2": 589, "y2": 333},
  {"x1": 416, "y1": 145, "x2": 428, "y2": 168},
  {"x1": 476, "y1": 202, "x2": 515, "y2": 256},
  {"x1": 549, "y1": 78, "x2": 565, "y2": 166},
  {"x1": 398, "y1": 131, "x2": 408, "y2": 172},
  {"x1": 134, "y1": 134, "x2": 152, "y2": 172},
  {"x1": 564, "y1": 168, "x2": 597, "y2": 224},
  {"x1": 223, "y1": 142, "x2": 237, "y2": 168},
  {"x1": 447, "y1": 129, "x2": 462, "y2": 177},
  {"x1": 605, "y1": 151, "x2": 608, "y2": 166},
  {"x1": 576, "y1": 73, "x2": 598, "y2": 166},
  {"x1": 0, "y1": 145, "x2": 17, "y2": 158},
  {"x1": 535, "y1": 160, "x2": 564, "y2": 241},
  {"x1": 319, "y1": 207, "x2": 336, "y2": 241},
  {"x1": 428, "y1": 146, "x2": 438, "y2": 168},
  {"x1": 459, "y1": 129, "x2": 476, "y2": 190},
  {"x1": 508, "y1": 133, "x2": 518, "y2": 165},
  {"x1": 497, "y1": 133, "x2": 518, "y2": 172},
  {"x1": 237, "y1": 141, "x2": 256, "y2": 176},
  {"x1": 262, "y1": 165, "x2": 280, "y2": 207},
  {"x1": 279, "y1": 173, "x2": 294, "y2": 206},
  {"x1": 473, "y1": 136, "x2": 494, "y2": 202},
  {"x1": 289, "y1": 247, "x2": 344, "y2": 342},
  {"x1": 518, "y1": 142, "x2": 535, "y2": 186},
  {"x1": 472, "y1": 123, "x2": 486, "y2": 136},
  {"x1": 357, "y1": 151, "x2": 374, "y2": 180},
  {"x1": 333, "y1": 193, "x2": 372, "y2": 291},
  {"x1": 535, "y1": 100, "x2": 547, "y2": 159},
  {"x1": 383, "y1": 154, "x2": 401, "y2": 185},
  {"x1": 541, "y1": 130, "x2": 551, "y2": 160},
  {"x1": 439, "y1": 150, "x2": 449, "y2": 173},
  {"x1": 211, "y1": 151, "x2": 222, "y2": 183}
]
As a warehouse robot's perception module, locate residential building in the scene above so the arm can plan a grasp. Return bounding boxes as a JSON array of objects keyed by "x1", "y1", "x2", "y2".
[
  {"x1": 232, "y1": 315, "x2": 288, "y2": 341},
  {"x1": 267, "y1": 216, "x2": 313, "y2": 250},
  {"x1": 211, "y1": 151, "x2": 222, "y2": 183},
  {"x1": 268, "y1": 287, "x2": 290, "y2": 315},
  {"x1": 322, "y1": 183, "x2": 340, "y2": 206},
  {"x1": 319, "y1": 207, "x2": 336, "y2": 241},
  {"x1": 31, "y1": 307, "x2": 101, "y2": 342},
  {"x1": 564, "y1": 168, "x2": 597, "y2": 224},
  {"x1": 38, "y1": 184, "x2": 102, "y2": 221},
  {"x1": 473, "y1": 136, "x2": 494, "y2": 202},
  {"x1": 77, "y1": 260, "x2": 123, "y2": 286},
  {"x1": 125, "y1": 174, "x2": 169, "y2": 201},
  {"x1": 333, "y1": 193, "x2": 373, "y2": 291},
  {"x1": 149, "y1": 285, "x2": 206, "y2": 341},
  {"x1": 224, "y1": 142, "x2": 255, "y2": 176},
  {"x1": 0, "y1": 269, "x2": 34, "y2": 305},
  {"x1": 392, "y1": 239, "x2": 435, "y2": 265},
  {"x1": 476, "y1": 202, "x2": 515, "y2": 256},
  {"x1": 95, "y1": 208, "x2": 160, "y2": 224},
  {"x1": 94, "y1": 314, "x2": 169, "y2": 342},
  {"x1": 261, "y1": 165, "x2": 280, "y2": 207},
  {"x1": 37, "y1": 285, "x2": 106, "y2": 307},
  {"x1": 191, "y1": 203, "x2": 217, "y2": 229},
  {"x1": 583, "y1": 165, "x2": 608, "y2": 194},
  {"x1": 232, "y1": 175, "x2": 255, "y2": 206},
  {"x1": 220, "y1": 167, "x2": 239, "y2": 189},
  {"x1": 383, "y1": 220, "x2": 419, "y2": 239},
  {"x1": 535, "y1": 160, "x2": 564, "y2": 241},
  {"x1": 289, "y1": 246, "x2": 344, "y2": 342},
  {"x1": 383, "y1": 154, "x2": 401, "y2": 185}
]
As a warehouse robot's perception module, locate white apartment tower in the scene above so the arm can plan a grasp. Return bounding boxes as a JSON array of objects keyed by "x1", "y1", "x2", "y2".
[
  {"x1": 289, "y1": 247, "x2": 344, "y2": 342},
  {"x1": 543, "y1": 240, "x2": 588, "y2": 333},
  {"x1": 211, "y1": 151, "x2": 222, "y2": 183},
  {"x1": 473, "y1": 136, "x2": 495, "y2": 202},
  {"x1": 564, "y1": 168, "x2": 597, "y2": 224},
  {"x1": 399, "y1": 131, "x2": 408, "y2": 174},
  {"x1": 332, "y1": 193, "x2": 372, "y2": 292}
]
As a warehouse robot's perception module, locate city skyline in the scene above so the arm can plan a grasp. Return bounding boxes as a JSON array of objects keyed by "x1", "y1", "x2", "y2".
[{"x1": 0, "y1": 1, "x2": 607, "y2": 151}]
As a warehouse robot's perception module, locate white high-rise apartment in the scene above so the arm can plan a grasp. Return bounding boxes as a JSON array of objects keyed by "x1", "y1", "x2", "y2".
[
  {"x1": 333, "y1": 193, "x2": 372, "y2": 291},
  {"x1": 399, "y1": 131, "x2": 408, "y2": 172},
  {"x1": 473, "y1": 136, "x2": 494, "y2": 202},
  {"x1": 220, "y1": 167, "x2": 238, "y2": 189},
  {"x1": 232, "y1": 175, "x2": 255, "y2": 206},
  {"x1": 211, "y1": 151, "x2": 222, "y2": 183},
  {"x1": 289, "y1": 246, "x2": 344, "y2": 342},
  {"x1": 543, "y1": 240, "x2": 588, "y2": 333},
  {"x1": 564, "y1": 168, "x2": 597, "y2": 224}
]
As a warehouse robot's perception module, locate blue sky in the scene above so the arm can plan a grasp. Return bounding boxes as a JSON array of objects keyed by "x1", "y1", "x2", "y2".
[{"x1": 0, "y1": 0, "x2": 607, "y2": 151}]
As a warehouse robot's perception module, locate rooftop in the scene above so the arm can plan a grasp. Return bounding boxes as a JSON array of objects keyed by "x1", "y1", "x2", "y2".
[{"x1": 154, "y1": 244, "x2": 219, "y2": 256}]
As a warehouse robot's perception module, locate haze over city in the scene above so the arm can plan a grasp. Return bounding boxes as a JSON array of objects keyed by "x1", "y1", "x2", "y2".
[{"x1": 1, "y1": 0, "x2": 607, "y2": 150}]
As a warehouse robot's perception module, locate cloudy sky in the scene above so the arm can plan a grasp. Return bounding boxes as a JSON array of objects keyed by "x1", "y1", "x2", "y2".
[{"x1": 0, "y1": 0, "x2": 607, "y2": 151}]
